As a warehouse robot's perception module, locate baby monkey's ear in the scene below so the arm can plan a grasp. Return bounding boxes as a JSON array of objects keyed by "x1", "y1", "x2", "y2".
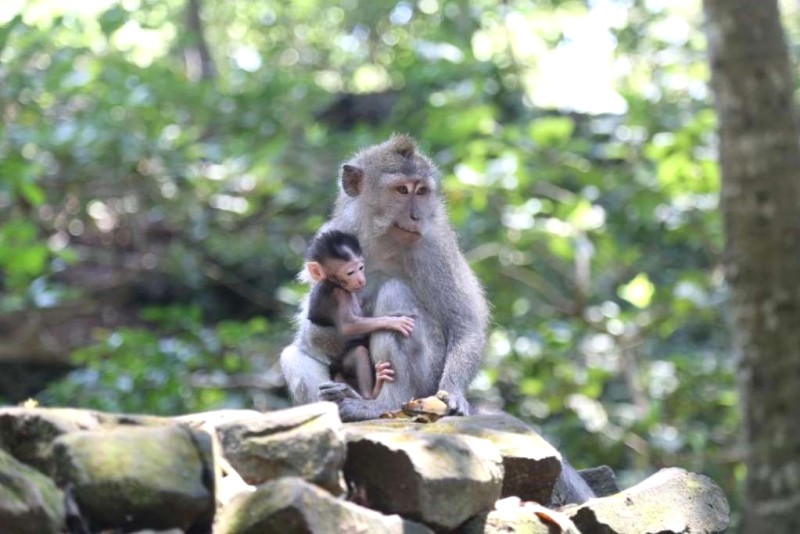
[{"x1": 306, "y1": 261, "x2": 326, "y2": 282}]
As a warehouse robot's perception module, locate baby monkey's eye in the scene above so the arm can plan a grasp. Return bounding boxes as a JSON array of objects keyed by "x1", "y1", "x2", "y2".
[
  {"x1": 416, "y1": 186, "x2": 428, "y2": 195},
  {"x1": 396, "y1": 185, "x2": 409, "y2": 194}
]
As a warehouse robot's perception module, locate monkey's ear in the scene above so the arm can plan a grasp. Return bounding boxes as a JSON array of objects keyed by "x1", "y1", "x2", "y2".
[
  {"x1": 390, "y1": 134, "x2": 416, "y2": 158},
  {"x1": 306, "y1": 261, "x2": 326, "y2": 282},
  {"x1": 340, "y1": 164, "x2": 364, "y2": 197}
]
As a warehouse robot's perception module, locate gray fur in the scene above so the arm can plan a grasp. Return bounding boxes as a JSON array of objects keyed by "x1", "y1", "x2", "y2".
[{"x1": 280, "y1": 135, "x2": 490, "y2": 421}]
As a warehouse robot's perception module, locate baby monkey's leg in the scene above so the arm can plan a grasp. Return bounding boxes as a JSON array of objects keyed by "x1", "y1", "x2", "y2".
[{"x1": 342, "y1": 345, "x2": 375, "y2": 399}]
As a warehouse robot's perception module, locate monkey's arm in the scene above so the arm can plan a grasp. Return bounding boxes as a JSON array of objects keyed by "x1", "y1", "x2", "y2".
[
  {"x1": 335, "y1": 292, "x2": 415, "y2": 337},
  {"x1": 436, "y1": 277, "x2": 490, "y2": 415},
  {"x1": 438, "y1": 327, "x2": 486, "y2": 415},
  {"x1": 338, "y1": 315, "x2": 414, "y2": 338}
]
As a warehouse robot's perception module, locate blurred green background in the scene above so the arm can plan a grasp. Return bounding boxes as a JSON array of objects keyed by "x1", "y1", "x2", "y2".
[{"x1": 4, "y1": 0, "x2": 798, "y2": 527}]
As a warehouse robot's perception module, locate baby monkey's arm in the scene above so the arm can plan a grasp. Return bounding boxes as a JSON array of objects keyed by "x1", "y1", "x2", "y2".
[
  {"x1": 339, "y1": 314, "x2": 415, "y2": 337},
  {"x1": 334, "y1": 290, "x2": 415, "y2": 338}
]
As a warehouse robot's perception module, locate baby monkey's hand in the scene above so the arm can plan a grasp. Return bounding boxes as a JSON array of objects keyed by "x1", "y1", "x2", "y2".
[
  {"x1": 386, "y1": 315, "x2": 415, "y2": 337},
  {"x1": 375, "y1": 361, "x2": 395, "y2": 384}
]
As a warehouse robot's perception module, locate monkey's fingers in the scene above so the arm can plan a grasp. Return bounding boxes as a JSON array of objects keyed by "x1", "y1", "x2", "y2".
[
  {"x1": 446, "y1": 392, "x2": 470, "y2": 416},
  {"x1": 375, "y1": 361, "x2": 393, "y2": 371},
  {"x1": 376, "y1": 369, "x2": 395, "y2": 383},
  {"x1": 319, "y1": 381, "x2": 362, "y2": 401},
  {"x1": 394, "y1": 323, "x2": 413, "y2": 337}
]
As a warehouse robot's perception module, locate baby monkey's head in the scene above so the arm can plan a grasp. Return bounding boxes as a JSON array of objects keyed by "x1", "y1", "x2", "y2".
[{"x1": 305, "y1": 230, "x2": 366, "y2": 293}]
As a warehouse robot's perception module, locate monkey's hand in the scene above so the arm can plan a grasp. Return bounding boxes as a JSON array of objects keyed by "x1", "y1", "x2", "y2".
[
  {"x1": 371, "y1": 361, "x2": 394, "y2": 399},
  {"x1": 444, "y1": 391, "x2": 471, "y2": 416},
  {"x1": 318, "y1": 381, "x2": 362, "y2": 402},
  {"x1": 385, "y1": 315, "x2": 415, "y2": 337},
  {"x1": 374, "y1": 361, "x2": 395, "y2": 385}
]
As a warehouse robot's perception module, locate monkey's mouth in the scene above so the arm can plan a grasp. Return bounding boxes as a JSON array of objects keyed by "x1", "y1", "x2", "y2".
[{"x1": 392, "y1": 223, "x2": 422, "y2": 236}]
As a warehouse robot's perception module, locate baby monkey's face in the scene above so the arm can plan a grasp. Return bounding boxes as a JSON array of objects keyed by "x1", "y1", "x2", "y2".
[{"x1": 326, "y1": 256, "x2": 366, "y2": 293}]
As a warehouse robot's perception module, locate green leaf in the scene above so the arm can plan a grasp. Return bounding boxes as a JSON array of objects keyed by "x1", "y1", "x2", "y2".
[
  {"x1": 19, "y1": 181, "x2": 45, "y2": 206},
  {"x1": 530, "y1": 117, "x2": 575, "y2": 146},
  {"x1": 98, "y1": 6, "x2": 128, "y2": 37},
  {"x1": 618, "y1": 273, "x2": 656, "y2": 309},
  {"x1": 568, "y1": 199, "x2": 605, "y2": 231},
  {"x1": 520, "y1": 378, "x2": 543, "y2": 396},
  {"x1": 0, "y1": 14, "x2": 22, "y2": 57}
]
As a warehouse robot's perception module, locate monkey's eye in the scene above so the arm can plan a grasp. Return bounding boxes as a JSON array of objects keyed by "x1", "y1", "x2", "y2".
[
  {"x1": 416, "y1": 186, "x2": 428, "y2": 195},
  {"x1": 396, "y1": 185, "x2": 409, "y2": 194},
  {"x1": 359, "y1": 265, "x2": 365, "y2": 271}
]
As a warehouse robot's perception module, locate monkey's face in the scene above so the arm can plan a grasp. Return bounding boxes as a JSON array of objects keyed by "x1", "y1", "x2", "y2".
[
  {"x1": 383, "y1": 176, "x2": 435, "y2": 245},
  {"x1": 325, "y1": 256, "x2": 367, "y2": 293},
  {"x1": 338, "y1": 134, "x2": 441, "y2": 248}
]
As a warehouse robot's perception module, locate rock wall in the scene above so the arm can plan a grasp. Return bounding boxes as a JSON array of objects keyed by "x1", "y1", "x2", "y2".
[{"x1": 0, "y1": 403, "x2": 730, "y2": 533}]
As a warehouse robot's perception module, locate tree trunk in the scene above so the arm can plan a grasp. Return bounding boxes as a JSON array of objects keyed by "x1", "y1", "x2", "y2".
[
  {"x1": 184, "y1": 0, "x2": 215, "y2": 81},
  {"x1": 703, "y1": 1, "x2": 800, "y2": 532}
]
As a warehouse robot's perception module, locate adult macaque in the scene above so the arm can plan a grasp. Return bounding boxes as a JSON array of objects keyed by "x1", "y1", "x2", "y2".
[
  {"x1": 304, "y1": 229, "x2": 414, "y2": 399},
  {"x1": 280, "y1": 134, "x2": 596, "y2": 504},
  {"x1": 281, "y1": 134, "x2": 490, "y2": 420}
]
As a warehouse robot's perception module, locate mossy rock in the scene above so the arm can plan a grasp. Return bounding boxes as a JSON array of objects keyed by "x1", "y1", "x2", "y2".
[
  {"x1": 53, "y1": 424, "x2": 214, "y2": 532},
  {"x1": 0, "y1": 448, "x2": 65, "y2": 534}
]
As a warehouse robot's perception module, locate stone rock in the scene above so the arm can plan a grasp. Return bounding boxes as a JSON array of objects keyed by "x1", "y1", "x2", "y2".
[
  {"x1": 215, "y1": 476, "x2": 432, "y2": 534},
  {"x1": 0, "y1": 448, "x2": 65, "y2": 534},
  {"x1": 217, "y1": 472, "x2": 255, "y2": 507},
  {"x1": 462, "y1": 496, "x2": 580, "y2": 534},
  {"x1": 567, "y1": 467, "x2": 730, "y2": 534},
  {"x1": 0, "y1": 407, "x2": 167, "y2": 475},
  {"x1": 0, "y1": 407, "x2": 106, "y2": 475},
  {"x1": 174, "y1": 409, "x2": 261, "y2": 505},
  {"x1": 0, "y1": 404, "x2": 733, "y2": 534},
  {"x1": 578, "y1": 465, "x2": 619, "y2": 497},
  {"x1": 420, "y1": 413, "x2": 565, "y2": 503},
  {"x1": 346, "y1": 414, "x2": 577, "y2": 505},
  {"x1": 172, "y1": 409, "x2": 262, "y2": 432},
  {"x1": 216, "y1": 401, "x2": 346, "y2": 495},
  {"x1": 344, "y1": 427, "x2": 504, "y2": 531},
  {"x1": 53, "y1": 424, "x2": 215, "y2": 533}
]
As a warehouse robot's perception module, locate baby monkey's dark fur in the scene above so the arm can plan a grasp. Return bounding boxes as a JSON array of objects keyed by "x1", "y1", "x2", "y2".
[{"x1": 304, "y1": 230, "x2": 411, "y2": 400}]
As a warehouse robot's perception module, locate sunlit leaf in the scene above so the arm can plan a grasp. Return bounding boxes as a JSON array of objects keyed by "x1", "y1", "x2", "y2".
[
  {"x1": 530, "y1": 117, "x2": 575, "y2": 146},
  {"x1": 618, "y1": 273, "x2": 656, "y2": 309},
  {"x1": 520, "y1": 377, "x2": 543, "y2": 396},
  {"x1": 568, "y1": 199, "x2": 606, "y2": 231}
]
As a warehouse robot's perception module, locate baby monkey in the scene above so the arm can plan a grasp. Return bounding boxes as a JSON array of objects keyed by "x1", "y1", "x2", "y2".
[{"x1": 305, "y1": 230, "x2": 415, "y2": 399}]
